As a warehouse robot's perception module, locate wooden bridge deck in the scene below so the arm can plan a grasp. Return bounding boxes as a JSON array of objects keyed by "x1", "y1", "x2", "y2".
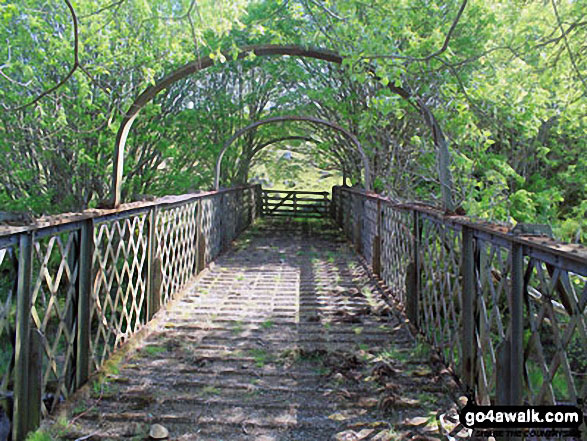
[{"x1": 48, "y1": 220, "x2": 461, "y2": 441}]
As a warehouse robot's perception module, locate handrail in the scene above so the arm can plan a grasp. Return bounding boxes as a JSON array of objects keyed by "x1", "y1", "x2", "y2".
[
  {"x1": 335, "y1": 186, "x2": 587, "y2": 273},
  {"x1": 0, "y1": 184, "x2": 261, "y2": 441},
  {"x1": 0, "y1": 185, "x2": 257, "y2": 239},
  {"x1": 331, "y1": 185, "x2": 586, "y2": 408}
]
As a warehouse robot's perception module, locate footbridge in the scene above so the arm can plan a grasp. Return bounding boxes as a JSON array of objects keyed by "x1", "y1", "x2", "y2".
[{"x1": 0, "y1": 185, "x2": 585, "y2": 440}]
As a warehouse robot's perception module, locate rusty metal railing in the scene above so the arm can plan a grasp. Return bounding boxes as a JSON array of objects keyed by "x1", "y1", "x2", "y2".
[
  {"x1": 331, "y1": 185, "x2": 586, "y2": 409},
  {"x1": 0, "y1": 184, "x2": 260, "y2": 441}
]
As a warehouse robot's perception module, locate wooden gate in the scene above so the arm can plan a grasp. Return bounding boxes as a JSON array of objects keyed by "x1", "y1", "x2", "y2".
[{"x1": 261, "y1": 189, "x2": 330, "y2": 218}]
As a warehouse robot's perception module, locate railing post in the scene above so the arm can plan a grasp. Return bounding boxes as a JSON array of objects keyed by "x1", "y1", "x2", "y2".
[
  {"x1": 461, "y1": 226, "x2": 475, "y2": 393},
  {"x1": 76, "y1": 218, "x2": 94, "y2": 388},
  {"x1": 330, "y1": 187, "x2": 336, "y2": 219},
  {"x1": 406, "y1": 211, "x2": 420, "y2": 327},
  {"x1": 510, "y1": 242, "x2": 524, "y2": 405},
  {"x1": 196, "y1": 200, "x2": 206, "y2": 273},
  {"x1": 146, "y1": 207, "x2": 158, "y2": 320},
  {"x1": 372, "y1": 199, "x2": 382, "y2": 276},
  {"x1": 13, "y1": 232, "x2": 34, "y2": 441},
  {"x1": 27, "y1": 328, "x2": 43, "y2": 432},
  {"x1": 257, "y1": 186, "x2": 263, "y2": 218},
  {"x1": 250, "y1": 187, "x2": 256, "y2": 225}
]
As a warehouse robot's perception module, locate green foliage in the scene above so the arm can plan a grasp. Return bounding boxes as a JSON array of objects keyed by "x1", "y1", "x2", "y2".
[
  {"x1": 25, "y1": 430, "x2": 54, "y2": 441},
  {"x1": 0, "y1": 0, "x2": 584, "y2": 242}
]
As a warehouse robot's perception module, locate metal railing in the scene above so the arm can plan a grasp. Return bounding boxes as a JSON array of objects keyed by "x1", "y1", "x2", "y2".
[
  {"x1": 331, "y1": 185, "x2": 586, "y2": 408},
  {"x1": 261, "y1": 189, "x2": 330, "y2": 218},
  {"x1": 0, "y1": 184, "x2": 260, "y2": 440}
]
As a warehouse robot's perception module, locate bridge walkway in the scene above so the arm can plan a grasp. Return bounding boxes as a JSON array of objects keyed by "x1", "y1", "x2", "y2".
[{"x1": 48, "y1": 219, "x2": 460, "y2": 441}]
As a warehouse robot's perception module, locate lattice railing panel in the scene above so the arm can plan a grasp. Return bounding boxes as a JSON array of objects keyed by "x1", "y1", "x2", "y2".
[
  {"x1": 0, "y1": 244, "x2": 16, "y2": 411},
  {"x1": 474, "y1": 239, "x2": 512, "y2": 405},
  {"x1": 30, "y1": 230, "x2": 79, "y2": 415},
  {"x1": 0, "y1": 186, "x2": 258, "y2": 437},
  {"x1": 362, "y1": 199, "x2": 378, "y2": 265},
  {"x1": 351, "y1": 193, "x2": 361, "y2": 247},
  {"x1": 223, "y1": 192, "x2": 237, "y2": 246},
  {"x1": 200, "y1": 197, "x2": 217, "y2": 264},
  {"x1": 341, "y1": 191, "x2": 352, "y2": 237},
  {"x1": 156, "y1": 202, "x2": 198, "y2": 305},
  {"x1": 90, "y1": 214, "x2": 148, "y2": 370},
  {"x1": 418, "y1": 217, "x2": 462, "y2": 371},
  {"x1": 381, "y1": 206, "x2": 413, "y2": 303},
  {"x1": 523, "y1": 261, "x2": 586, "y2": 405},
  {"x1": 334, "y1": 186, "x2": 586, "y2": 414}
]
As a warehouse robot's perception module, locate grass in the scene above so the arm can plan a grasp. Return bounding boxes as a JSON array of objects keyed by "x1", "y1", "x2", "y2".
[
  {"x1": 413, "y1": 339, "x2": 431, "y2": 360},
  {"x1": 25, "y1": 430, "x2": 54, "y2": 441},
  {"x1": 232, "y1": 320, "x2": 244, "y2": 334},
  {"x1": 375, "y1": 347, "x2": 411, "y2": 363},
  {"x1": 357, "y1": 343, "x2": 369, "y2": 352},
  {"x1": 72, "y1": 402, "x2": 88, "y2": 416},
  {"x1": 261, "y1": 320, "x2": 274, "y2": 329},
  {"x1": 314, "y1": 365, "x2": 331, "y2": 375},
  {"x1": 142, "y1": 345, "x2": 167, "y2": 356},
  {"x1": 200, "y1": 385, "x2": 221, "y2": 396},
  {"x1": 417, "y1": 392, "x2": 438, "y2": 405},
  {"x1": 249, "y1": 348, "x2": 272, "y2": 367},
  {"x1": 91, "y1": 379, "x2": 111, "y2": 397}
]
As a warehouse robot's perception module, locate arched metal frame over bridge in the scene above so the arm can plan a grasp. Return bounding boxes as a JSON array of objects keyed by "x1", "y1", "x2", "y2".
[
  {"x1": 214, "y1": 115, "x2": 370, "y2": 190},
  {"x1": 110, "y1": 44, "x2": 454, "y2": 210}
]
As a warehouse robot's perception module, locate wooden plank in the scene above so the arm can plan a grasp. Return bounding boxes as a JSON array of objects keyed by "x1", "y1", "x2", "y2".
[
  {"x1": 263, "y1": 190, "x2": 329, "y2": 195},
  {"x1": 265, "y1": 196, "x2": 328, "y2": 202},
  {"x1": 268, "y1": 192, "x2": 294, "y2": 214},
  {"x1": 263, "y1": 212, "x2": 324, "y2": 218}
]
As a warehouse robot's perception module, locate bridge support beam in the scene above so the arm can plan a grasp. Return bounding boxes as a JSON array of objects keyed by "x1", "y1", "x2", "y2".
[{"x1": 405, "y1": 212, "x2": 420, "y2": 327}]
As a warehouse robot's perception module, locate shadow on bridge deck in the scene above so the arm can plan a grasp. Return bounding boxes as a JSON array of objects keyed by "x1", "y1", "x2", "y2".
[{"x1": 46, "y1": 219, "x2": 463, "y2": 441}]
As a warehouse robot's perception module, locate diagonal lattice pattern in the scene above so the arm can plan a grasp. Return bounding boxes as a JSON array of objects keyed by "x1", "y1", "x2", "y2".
[
  {"x1": 30, "y1": 230, "x2": 79, "y2": 415},
  {"x1": 0, "y1": 245, "x2": 16, "y2": 406},
  {"x1": 474, "y1": 239, "x2": 512, "y2": 404},
  {"x1": 418, "y1": 217, "x2": 462, "y2": 372},
  {"x1": 91, "y1": 214, "x2": 149, "y2": 371},
  {"x1": 156, "y1": 202, "x2": 198, "y2": 306},
  {"x1": 380, "y1": 206, "x2": 413, "y2": 304},
  {"x1": 523, "y1": 260, "x2": 586, "y2": 405},
  {"x1": 333, "y1": 186, "x2": 586, "y2": 416}
]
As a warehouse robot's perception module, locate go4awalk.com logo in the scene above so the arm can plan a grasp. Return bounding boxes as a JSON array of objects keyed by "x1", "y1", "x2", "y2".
[{"x1": 458, "y1": 400, "x2": 584, "y2": 439}]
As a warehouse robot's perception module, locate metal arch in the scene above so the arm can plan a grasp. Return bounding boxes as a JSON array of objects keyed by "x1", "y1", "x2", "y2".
[
  {"x1": 110, "y1": 43, "x2": 454, "y2": 210},
  {"x1": 214, "y1": 115, "x2": 371, "y2": 190}
]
